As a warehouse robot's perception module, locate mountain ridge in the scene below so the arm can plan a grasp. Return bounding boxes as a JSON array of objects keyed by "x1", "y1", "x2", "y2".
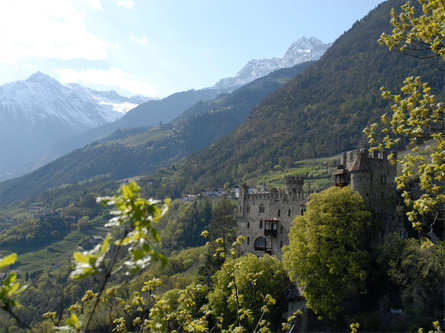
[
  {"x1": 0, "y1": 62, "x2": 313, "y2": 206},
  {"x1": 212, "y1": 37, "x2": 331, "y2": 91}
]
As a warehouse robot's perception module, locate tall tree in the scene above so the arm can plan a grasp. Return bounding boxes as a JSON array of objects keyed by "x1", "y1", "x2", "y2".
[
  {"x1": 282, "y1": 186, "x2": 372, "y2": 321},
  {"x1": 209, "y1": 196, "x2": 237, "y2": 252},
  {"x1": 364, "y1": 0, "x2": 444, "y2": 237}
]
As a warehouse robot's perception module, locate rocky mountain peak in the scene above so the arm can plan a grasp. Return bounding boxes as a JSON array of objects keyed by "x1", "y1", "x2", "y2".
[
  {"x1": 212, "y1": 37, "x2": 331, "y2": 91},
  {"x1": 27, "y1": 71, "x2": 58, "y2": 85}
]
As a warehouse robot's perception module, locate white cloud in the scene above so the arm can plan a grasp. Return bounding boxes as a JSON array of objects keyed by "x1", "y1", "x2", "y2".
[
  {"x1": 129, "y1": 33, "x2": 148, "y2": 46},
  {"x1": 117, "y1": 0, "x2": 135, "y2": 9},
  {"x1": 0, "y1": 0, "x2": 111, "y2": 63},
  {"x1": 80, "y1": 0, "x2": 103, "y2": 10},
  {"x1": 56, "y1": 67, "x2": 158, "y2": 97}
]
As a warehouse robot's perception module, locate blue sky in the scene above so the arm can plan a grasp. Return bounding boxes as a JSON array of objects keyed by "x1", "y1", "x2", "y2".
[{"x1": 0, "y1": 0, "x2": 386, "y2": 98}]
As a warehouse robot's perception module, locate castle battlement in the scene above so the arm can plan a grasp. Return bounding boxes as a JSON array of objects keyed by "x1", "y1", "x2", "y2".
[
  {"x1": 244, "y1": 189, "x2": 321, "y2": 202},
  {"x1": 340, "y1": 149, "x2": 397, "y2": 171}
]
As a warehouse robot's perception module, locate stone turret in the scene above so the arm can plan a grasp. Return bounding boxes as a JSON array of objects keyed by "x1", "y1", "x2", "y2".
[
  {"x1": 285, "y1": 176, "x2": 304, "y2": 199},
  {"x1": 336, "y1": 149, "x2": 401, "y2": 234},
  {"x1": 349, "y1": 150, "x2": 372, "y2": 197},
  {"x1": 238, "y1": 183, "x2": 249, "y2": 218}
]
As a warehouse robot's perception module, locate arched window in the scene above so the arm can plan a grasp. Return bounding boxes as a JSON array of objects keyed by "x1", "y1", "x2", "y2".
[{"x1": 254, "y1": 237, "x2": 266, "y2": 251}]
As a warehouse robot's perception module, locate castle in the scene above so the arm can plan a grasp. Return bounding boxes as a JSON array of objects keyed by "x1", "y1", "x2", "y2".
[{"x1": 237, "y1": 149, "x2": 404, "y2": 257}]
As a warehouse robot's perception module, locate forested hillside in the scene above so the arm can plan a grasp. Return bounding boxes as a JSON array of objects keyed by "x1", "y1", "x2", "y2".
[{"x1": 159, "y1": 0, "x2": 444, "y2": 194}]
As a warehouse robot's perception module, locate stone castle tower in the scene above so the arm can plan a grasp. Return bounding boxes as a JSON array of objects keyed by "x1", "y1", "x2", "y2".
[
  {"x1": 237, "y1": 149, "x2": 404, "y2": 258},
  {"x1": 335, "y1": 149, "x2": 403, "y2": 234}
]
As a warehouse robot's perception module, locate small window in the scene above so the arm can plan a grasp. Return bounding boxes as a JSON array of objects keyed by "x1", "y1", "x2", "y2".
[
  {"x1": 280, "y1": 240, "x2": 283, "y2": 248},
  {"x1": 300, "y1": 209, "x2": 305, "y2": 215},
  {"x1": 247, "y1": 221, "x2": 250, "y2": 229},
  {"x1": 259, "y1": 220, "x2": 263, "y2": 229},
  {"x1": 280, "y1": 226, "x2": 283, "y2": 234},
  {"x1": 288, "y1": 209, "x2": 291, "y2": 217},
  {"x1": 277, "y1": 209, "x2": 280, "y2": 217},
  {"x1": 259, "y1": 204, "x2": 265, "y2": 214},
  {"x1": 247, "y1": 237, "x2": 250, "y2": 245}
]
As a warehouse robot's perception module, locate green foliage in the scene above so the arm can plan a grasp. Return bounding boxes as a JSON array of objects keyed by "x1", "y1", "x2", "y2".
[
  {"x1": 283, "y1": 186, "x2": 372, "y2": 321},
  {"x1": 387, "y1": 238, "x2": 444, "y2": 319},
  {"x1": 365, "y1": 0, "x2": 444, "y2": 233},
  {"x1": 208, "y1": 254, "x2": 290, "y2": 331},
  {"x1": 63, "y1": 181, "x2": 169, "y2": 331},
  {"x1": 418, "y1": 321, "x2": 443, "y2": 333},
  {"x1": 159, "y1": 199, "x2": 211, "y2": 252},
  {"x1": 0, "y1": 215, "x2": 69, "y2": 252},
  {"x1": 71, "y1": 181, "x2": 168, "y2": 280},
  {"x1": 249, "y1": 155, "x2": 339, "y2": 191},
  {"x1": 0, "y1": 253, "x2": 28, "y2": 328},
  {"x1": 365, "y1": 76, "x2": 444, "y2": 229},
  {"x1": 148, "y1": 283, "x2": 211, "y2": 332},
  {"x1": 379, "y1": 0, "x2": 445, "y2": 60},
  {"x1": 209, "y1": 196, "x2": 237, "y2": 246}
]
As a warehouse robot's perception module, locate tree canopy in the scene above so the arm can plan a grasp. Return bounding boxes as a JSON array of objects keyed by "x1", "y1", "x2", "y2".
[
  {"x1": 208, "y1": 254, "x2": 290, "y2": 331},
  {"x1": 282, "y1": 186, "x2": 372, "y2": 321}
]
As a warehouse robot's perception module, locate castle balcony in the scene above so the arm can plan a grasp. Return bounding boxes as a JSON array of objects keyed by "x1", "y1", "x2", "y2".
[
  {"x1": 334, "y1": 166, "x2": 350, "y2": 188},
  {"x1": 264, "y1": 219, "x2": 279, "y2": 237}
]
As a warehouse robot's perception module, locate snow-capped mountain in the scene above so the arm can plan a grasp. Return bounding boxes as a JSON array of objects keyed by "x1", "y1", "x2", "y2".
[
  {"x1": 213, "y1": 37, "x2": 331, "y2": 91},
  {"x1": 65, "y1": 82, "x2": 153, "y2": 121},
  {"x1": 0, "y1": 72, "x2": 151, "y2": 180}
]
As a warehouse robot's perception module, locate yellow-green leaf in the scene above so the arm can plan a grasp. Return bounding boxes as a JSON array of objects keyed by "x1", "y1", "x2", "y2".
[{"x1": 0, "y1": 253, "x2": 17, "y2": 268}]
